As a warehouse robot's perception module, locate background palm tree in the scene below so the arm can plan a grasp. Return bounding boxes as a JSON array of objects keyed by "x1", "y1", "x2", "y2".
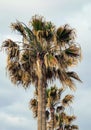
[
  {"x1": 46, "y1": 86, "x2": 64, "y2": 130},
  {"x1": 2, "y1": 15, "x2": 81, "y2": 130},
  {"x1": 29, "y1": 85, "x2": 78, "y2": 130}
]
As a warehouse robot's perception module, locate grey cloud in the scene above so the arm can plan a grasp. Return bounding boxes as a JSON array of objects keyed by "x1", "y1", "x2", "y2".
[
  {"x1": 73, "y1": 88, "x2": 91, "y2": 129},
  {"x1": 0, "y1": 112, "x2": 37, "y2": 130},
  {"x1": 0, "y1": 0, "x2": 91, "y2": 33}
]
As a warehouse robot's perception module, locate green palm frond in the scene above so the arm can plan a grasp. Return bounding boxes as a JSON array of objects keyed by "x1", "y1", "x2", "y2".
[
  {"x1": 56, "y1": 24, "x2": 75, "y2": 44},
  {"x1": 22, "y1": 22, "x2": 35, "y2": 42},
  {"x1": 31, "y1": 15, "x2": 45, "y2": 31},
  {"x1": 43, "y1": 22, "x2": 55, "y2": 41}
]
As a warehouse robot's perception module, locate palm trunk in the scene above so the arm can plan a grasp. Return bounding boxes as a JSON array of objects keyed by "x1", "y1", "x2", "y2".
[
  {"x1": 42, "y1": 84, "x2": 46, "y2": 130},
  {"x1": 37, "y1": 58, "x2": 46, "y2": 130},
  {"x1": 50, "y1": 107, "x2": 54, "y2": 130},
  {"x1": 38, "y1": 78, "x2": 42, "y2": 130}
]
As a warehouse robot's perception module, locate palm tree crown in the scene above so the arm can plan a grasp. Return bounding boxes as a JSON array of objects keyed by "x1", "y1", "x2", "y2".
[{"x1": 2, "y1": 15, "x2": 81, "y2": 89}]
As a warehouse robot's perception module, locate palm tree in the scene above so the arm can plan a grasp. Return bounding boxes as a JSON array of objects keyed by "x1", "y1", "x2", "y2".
[
  {"x1": 2, "y1": 15, "x2": 81, "y2": 130},
  {"x1": 29, "y1": 86, "x2": 62, "y2": 130},
  {"x1": 54, "y1": 97, "x2": 77, "y2": 130},
  {"x1": 30, "y1": 85, "x2": 78, "y2": 130},
  {"x1": 54, "y1": 112, "x2": 78, "y2": 130},
  {"x1": 46, "y1": 86, "x2": 64, "y2": 130}
]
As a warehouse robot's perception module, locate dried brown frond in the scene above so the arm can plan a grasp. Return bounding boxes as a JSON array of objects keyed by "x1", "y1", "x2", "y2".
[
  {"x1": 2, "y1": 39, "x2": 18, "y2": 48},
  {"x1": 2, "y1": 39, "x2": 19, "y2": 60},
  {"x1": 46, "y1": 67, "x2": 54, "y2": 80},
  {"x1": 56, "y1": 106, "x2": 65, "y2": 113},
  {"x1": 62, "y1": 95, "x2": 74, "y2": 106},
  {"x1": 57, "y1": 69, "x2": 76, "y2": 90},
  {"x1": 29, "y1": 98, "x2": 38, "y2": 118},
  {"x1": 44, "y1": 54, "x2": 58, "y2": 69},
  {"x1": 65, "y1": 77, "x2": 76, "y2": 91},
  {"x1": 71, "y1": 125, "x2": 79, "y2": 129},
  {"x1": 58, "y1": 87, "x2": 64, "y2": 95},
  {"x1": 11, "y1": 21, "x2": 26, "y2": 38},
  {"x1": 65, "y1": 125, "x2": 71, "y2": 129},
  {"x1": 67, "y1": 71, "x2": 82, "y2": 82},
  {"x1": 65, "y1": 44, "x2": 81, "y2": 58},
  {"x1": 56, "y1": 87, "x2": 64, "y2": 101},
  {"x1": 21, "y1": 72, "x2": 31, "y2": 87},
  {"x1": 67, "y1": 115, "x2": 76, "y2": 124}
]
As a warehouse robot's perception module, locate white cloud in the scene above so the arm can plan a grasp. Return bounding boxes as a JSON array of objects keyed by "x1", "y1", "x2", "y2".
[{"x1": 0, "y1": 112, "x2": 37, "y2": 130}]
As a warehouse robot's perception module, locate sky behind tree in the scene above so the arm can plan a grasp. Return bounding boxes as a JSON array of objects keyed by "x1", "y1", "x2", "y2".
[{"x1": 0, "y1": 0, "x2": 91, "y2": 130}]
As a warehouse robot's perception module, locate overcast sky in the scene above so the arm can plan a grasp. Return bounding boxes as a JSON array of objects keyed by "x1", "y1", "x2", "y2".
[{"x1": 0, "y1": 0, "x2": 91, "y2": 130}]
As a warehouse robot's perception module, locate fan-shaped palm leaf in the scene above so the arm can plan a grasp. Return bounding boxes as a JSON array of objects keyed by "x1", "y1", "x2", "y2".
[{"x1": 62, "y1": 95, "x2": 74, "y2": 106}]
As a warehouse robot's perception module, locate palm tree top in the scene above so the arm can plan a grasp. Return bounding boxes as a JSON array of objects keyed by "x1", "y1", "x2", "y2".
[{"x1": 2, "y1": 15, "x2": 82, "y2": 89}]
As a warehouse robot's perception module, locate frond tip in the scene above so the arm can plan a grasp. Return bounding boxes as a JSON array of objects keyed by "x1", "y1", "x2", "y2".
[
  {"x1": 29, "y1": 99, "x2": 38, "y2": 118},
  {"x1": 67, "y1": 71, "x2": 82, "y2": 82},
  {"x1": 56, "y1": 24, "x2": 76, "y2": 43},
  {"x1": 62, "y1": 94, "x2": 74, "y2": 106},
  {"x1": 11, "y1": 21, "x2": 26, "y2": 38},
  {"x1": 71, "y1": 125, "x2": 79, "y2": 129}
]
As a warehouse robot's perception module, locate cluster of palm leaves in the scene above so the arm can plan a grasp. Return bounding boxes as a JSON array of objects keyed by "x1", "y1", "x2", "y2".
[
  {"x1": 29, "y1": 85, "x2": 78, "y2": 130},
  {"x1": 2, "y1": 15, "x2": 81, "y2": 88},
  {"x1": 2, "y1": 15, "x2": 82, "y2": 130}
]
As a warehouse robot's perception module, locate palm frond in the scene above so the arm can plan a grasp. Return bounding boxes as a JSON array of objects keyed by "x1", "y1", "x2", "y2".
[
  {"x1": 44, "y1": 53, "x2": 58, "y2": 68},
  {"x1": 29, "y1": 98, "x2": 38, "y2": 118},
  {"x1": 21, "y1": 72, "x2": 31, "y2": 87},
  {"x1": 57, "y1": 69, "x2": 76, "y2": 90},
  {"x1": 31, "y1": 15, "x2": 45, "y2": 31},
  {"x1": 11, "y1": 21, "x2": 26, "y2": 38},
  {"x1": 67, "y1": 71, "x2": 82, "y2": 82},
  {"x1": 56, "y1": 24, "x2": 75, "y2": 44},
  {"x1": 65, "y1": 44, "x2": 81, "y2": 58},
  {"x1": 71, "y1": 125, "x2": 79, "y2": 129},
  {"x1": 43, "y1": 21, "x2": 55, "y2": 41},
  {"x1": 67, "y1": 115, "x2": 76, "y2": 124},
  {"x1": 22, "y1": 22, "x2": 35, "y2": 42},
  {"x1": 62, "y1": 95, "x2": 74, "y2": 106},
  {"x1": 56, "y1": 106, "x2": 65, "y2": 113},
  {"x1": 2, "y1": 39, "x2": 18, "y2": 48}
]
